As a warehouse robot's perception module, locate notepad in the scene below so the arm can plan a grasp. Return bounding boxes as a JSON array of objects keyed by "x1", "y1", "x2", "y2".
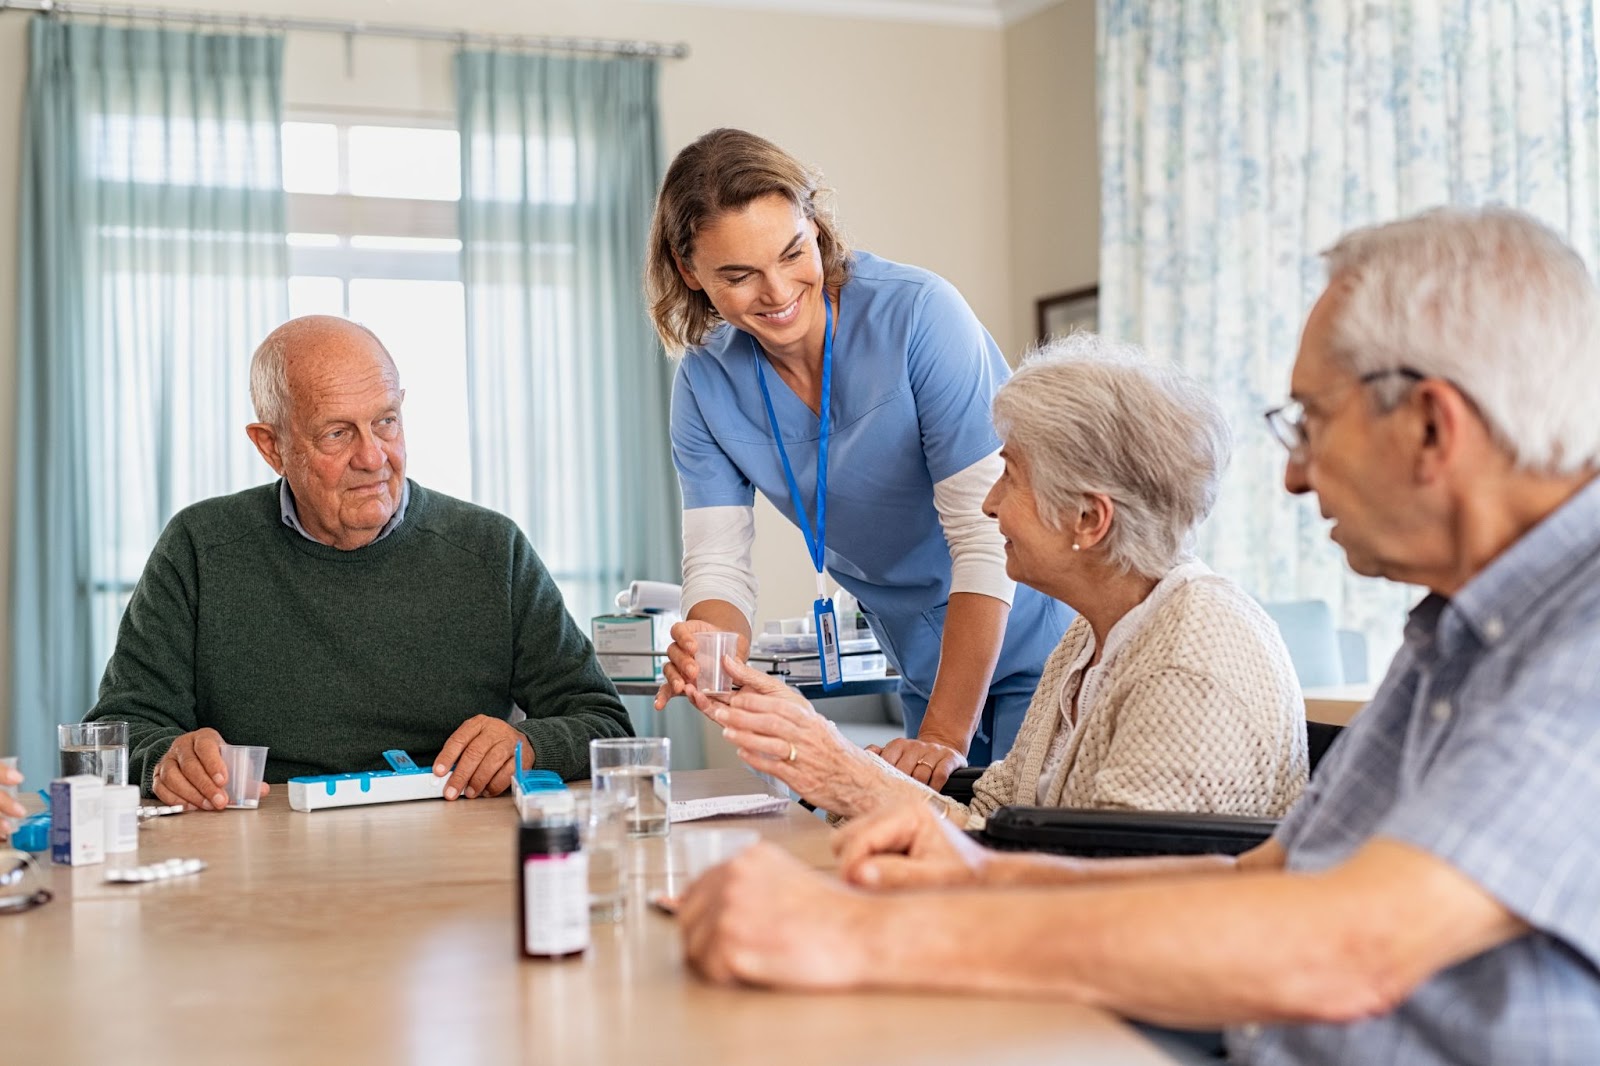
[{"x1": 668, "y1": 794, "x2": 790, "y2": 822}]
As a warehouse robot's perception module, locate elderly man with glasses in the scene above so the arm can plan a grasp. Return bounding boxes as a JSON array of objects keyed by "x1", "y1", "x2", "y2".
[{"x1": 677, "y1": 206, "x2": 1600, "y2": 1066}]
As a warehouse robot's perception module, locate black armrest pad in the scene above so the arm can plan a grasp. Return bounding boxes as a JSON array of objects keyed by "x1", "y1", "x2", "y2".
[
  {"x1": 978, "y1": 806, "x2": 1277, "y2": 858},
  {"x1": 940, "y1": 767, "x2": 985, "y2": 804}
]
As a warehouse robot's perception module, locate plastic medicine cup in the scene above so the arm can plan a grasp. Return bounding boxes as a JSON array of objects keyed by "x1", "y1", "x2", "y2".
[
  {"x1": 694, "y1": 631, "x2": 741, "y2": 697},
  {"x1": 219, "y1": 744, "x2": 270, "y2": 809},
  {"x1": 676, "y1": 826, "x2": 761, "y2": 889}
]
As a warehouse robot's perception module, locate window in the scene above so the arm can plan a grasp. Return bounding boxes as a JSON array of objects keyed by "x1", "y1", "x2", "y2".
[{"x1": 281, "y1": 115, "x2": 471, "y2": 500}]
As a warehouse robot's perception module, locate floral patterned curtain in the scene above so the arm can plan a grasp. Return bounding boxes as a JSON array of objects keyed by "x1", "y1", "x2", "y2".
[{"x1": 1099, "y1": 0, "x2": 1600, "y2": 671}]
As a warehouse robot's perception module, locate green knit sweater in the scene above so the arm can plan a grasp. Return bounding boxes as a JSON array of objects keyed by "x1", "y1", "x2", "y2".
[{"x1": 85, "y1": 481, "x2": 633, "y2": 793}]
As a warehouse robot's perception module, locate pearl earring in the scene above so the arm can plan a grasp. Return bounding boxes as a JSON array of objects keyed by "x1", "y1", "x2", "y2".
[{"x1": 1072, "y1": 543, "x2": 1081, "y2": 552}]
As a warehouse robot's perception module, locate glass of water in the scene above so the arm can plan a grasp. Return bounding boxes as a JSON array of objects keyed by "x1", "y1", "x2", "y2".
[
  {"x1": 589, "y1": 737, "x2": 670, "y2": 838},
  {"x1": 57, "y1": 721, "x2": 129, "y2": 786},
  {"x1": 574, "y1": 791, "x2": 628, "y2": 922}
]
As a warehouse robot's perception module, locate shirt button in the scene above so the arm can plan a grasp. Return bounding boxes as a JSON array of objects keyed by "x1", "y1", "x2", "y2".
[
  {"x1": 1484, "y1": 617, "x2": 1504, "y2": 641},
  {"x1": 1240, "y1": 1024, "x2": 1262, "y2": 1040},
  {"x1": 1431, "y1": 699, "x2": 1451, "y2": 722}
]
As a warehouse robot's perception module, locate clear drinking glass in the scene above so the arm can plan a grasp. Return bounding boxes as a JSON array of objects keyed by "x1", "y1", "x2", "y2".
[
  {"x1": 574, "y1": 791, "x2": 628, "y2": 923},
  {"x1": 57, "y1": 722, "x2": 129, "y2": 786},
  {"x1": 589, "y1": 737, "x2": 671, "y2": 838},
  {"x1": 677, "y1": 827, "x2": 760, "y2": 884}
]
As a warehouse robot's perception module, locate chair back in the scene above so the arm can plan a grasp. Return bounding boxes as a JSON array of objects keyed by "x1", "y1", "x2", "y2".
[{"x1": 1262, "y1": 599, "x2": 1345, "y2": 687}]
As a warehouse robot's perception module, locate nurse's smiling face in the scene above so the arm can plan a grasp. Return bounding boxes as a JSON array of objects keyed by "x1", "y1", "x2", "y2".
[{"x1": 676, "y1": 193, "x2": 828, "y2": 364}]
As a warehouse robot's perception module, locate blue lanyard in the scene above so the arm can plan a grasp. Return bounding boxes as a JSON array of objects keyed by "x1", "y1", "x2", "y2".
[{"x1": 753, "y1": 291, "x2": 833, "y2": 581}]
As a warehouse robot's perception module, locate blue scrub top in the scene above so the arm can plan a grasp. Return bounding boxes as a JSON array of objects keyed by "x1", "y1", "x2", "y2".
[{"x1": 671, "y1": 253, "x2": 1070, "y2": 754}]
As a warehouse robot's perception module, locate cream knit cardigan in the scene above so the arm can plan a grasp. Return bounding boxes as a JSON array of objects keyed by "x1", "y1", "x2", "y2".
[{"x1": 951, "y1": 573, "x2": 1308, "y2": 828}]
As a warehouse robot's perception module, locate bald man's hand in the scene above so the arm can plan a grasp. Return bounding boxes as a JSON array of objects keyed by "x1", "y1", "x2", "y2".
[{"x1": 433, "y1": 716, "x2": 533, "y2": 800}]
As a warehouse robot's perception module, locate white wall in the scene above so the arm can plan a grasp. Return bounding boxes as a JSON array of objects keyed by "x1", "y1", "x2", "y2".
[{"x1": 0, "y1": 0, "x2": 1098, "y2": 744}]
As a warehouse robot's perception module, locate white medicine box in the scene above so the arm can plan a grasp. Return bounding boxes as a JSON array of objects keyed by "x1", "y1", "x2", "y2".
[
  {"x1": 50, "y1": 775, "x2": 106, "y2": 866},
  {"x1": 591, "y1": 614, "x2": 673, "y2": 681}
]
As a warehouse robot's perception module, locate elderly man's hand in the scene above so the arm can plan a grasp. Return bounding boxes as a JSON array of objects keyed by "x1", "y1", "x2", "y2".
[
  {"x1": 434, "y1": 715, "x2": 531, "y2": 800},
  {"x1": 834, "y1": 800, "x2": 993, "y2": 890},
  {"x1": 152, "y1": 728, "x2": 270, "y2": 811},
  {"x1": 1, "y1": 762, "x2": 25, "y2": 827},
  {"x1": 679, "y1": 842, "x2": 874, "y2": 989},
  {"x1": 687, "y1": 658, "x2": 878, "y2": 815}
]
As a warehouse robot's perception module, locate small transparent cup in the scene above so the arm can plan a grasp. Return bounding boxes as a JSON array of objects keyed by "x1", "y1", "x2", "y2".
[
  {"x1": 677, "y1": 827, "x2": 760, "y2": 888},
  {"x1": 694, "y1": 631, "x2": 741, "y2": 698},
  {"x1": 1, "y1": 755, "x2": 19, "y2": 835},
  {"x1": 574, "y1": 791, "x2": 628, "y2": 923},
  {"x1": 58, "y1": 721, "x2": 129, "y2": 786},
  {"x1": 219, "y1": 744, "x2": 269, "y2": 809},
  {"x1": 589, "y1": 737, "x2": 671, "y2": 838}
]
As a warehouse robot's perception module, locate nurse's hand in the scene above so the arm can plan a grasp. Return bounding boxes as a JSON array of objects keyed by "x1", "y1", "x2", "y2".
[
  {"x1": 654, "y1": 620, "x2": 750, "y2": 710},
  {"x1": 688, "y1": 658, "x2": 885, "y2": 818},
  {"x1": 868, "y1": 737, "x2": 967, "y2": 790}
]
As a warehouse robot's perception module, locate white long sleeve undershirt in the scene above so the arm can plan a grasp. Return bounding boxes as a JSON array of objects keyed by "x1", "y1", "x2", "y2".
[{"x1": 678, "y1": 449, "x2": 1015, "y2": 624}]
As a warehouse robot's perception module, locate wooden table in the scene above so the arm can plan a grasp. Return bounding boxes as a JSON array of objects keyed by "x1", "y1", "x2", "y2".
[
  {"x1": 1303, "y1": 683, "x2": 1376, "y2": 726},
  {"x1": 2, "y1": 770, "x2": 1175, "y2": 1066}
]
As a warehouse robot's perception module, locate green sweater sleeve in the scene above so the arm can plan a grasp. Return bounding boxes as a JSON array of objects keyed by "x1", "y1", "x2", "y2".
[
  {"x1": 84, "y1": 519, "x2": 202, "y2": 796},
  {"x1": 506, "y1": 535, "x2": 634, "y2": 779}
]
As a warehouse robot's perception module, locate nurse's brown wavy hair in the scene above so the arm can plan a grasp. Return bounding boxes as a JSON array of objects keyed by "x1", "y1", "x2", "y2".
[{"x1": 646, "y1": 128, "x2": 854, "y2": 355}]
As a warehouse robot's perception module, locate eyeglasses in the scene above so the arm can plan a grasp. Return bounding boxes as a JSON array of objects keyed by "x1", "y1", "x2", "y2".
[
  {"x1": 0, "y1": 851, "x2": 53, "y2": 915},
  {"x1": 1264, "y1": 367, "x2": 1424, "y2": 461}
]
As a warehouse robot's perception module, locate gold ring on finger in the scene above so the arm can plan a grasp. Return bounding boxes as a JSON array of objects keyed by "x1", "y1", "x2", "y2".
[{"x1": 787, "y1": 742, "x2": 798, "y2": 763}]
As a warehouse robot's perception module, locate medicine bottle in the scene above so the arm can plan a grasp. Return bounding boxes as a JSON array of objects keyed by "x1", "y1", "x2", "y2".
[{"x1": 518, "y1": 820, "x2": 589, "y2": 959}]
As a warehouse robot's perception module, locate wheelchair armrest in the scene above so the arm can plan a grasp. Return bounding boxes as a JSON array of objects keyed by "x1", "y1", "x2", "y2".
[
  {"x1": 939, "y1": 767, "x2": 985, "y2": 804},
  {"x1": 976, "y1": 806, "x2": 1277, "y2": 858}
]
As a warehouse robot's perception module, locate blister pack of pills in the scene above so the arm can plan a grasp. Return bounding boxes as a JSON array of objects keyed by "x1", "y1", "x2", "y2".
[{"x1": 104, "y1": 858, "x2": 206, "y2": 883}]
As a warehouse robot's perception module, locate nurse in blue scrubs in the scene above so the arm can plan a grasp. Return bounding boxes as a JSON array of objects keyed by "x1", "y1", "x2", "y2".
[{"x1": 647, "y1": 128, "x2": 1070, "y2": 784}]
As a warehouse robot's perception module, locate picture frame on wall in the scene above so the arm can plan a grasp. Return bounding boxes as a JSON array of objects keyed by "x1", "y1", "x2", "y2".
[{"x1": 1035, "y1": 285, "x2": 1099, "y2": 344}]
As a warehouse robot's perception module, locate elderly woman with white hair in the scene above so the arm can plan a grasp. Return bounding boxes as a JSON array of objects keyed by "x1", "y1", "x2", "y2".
[{"x1": 687, "y1": 334, "x2": 1308, "y2": 824}]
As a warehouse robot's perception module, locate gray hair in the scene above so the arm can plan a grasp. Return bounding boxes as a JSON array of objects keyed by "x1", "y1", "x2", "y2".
[
  {"x1": 249, "y1": 332, "x2": 293, "y2": 428},
  {"x1": 1323, "y1": 206, "x2": 1600, "y2": 474},
  {"x1": 992, "y1": 333, "x2": 1233, "y2": 578}
]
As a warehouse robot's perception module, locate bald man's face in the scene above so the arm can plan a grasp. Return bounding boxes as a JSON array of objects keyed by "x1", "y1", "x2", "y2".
[{"x1": 247, "y1": 324, "x2": 407, "y2": 551}]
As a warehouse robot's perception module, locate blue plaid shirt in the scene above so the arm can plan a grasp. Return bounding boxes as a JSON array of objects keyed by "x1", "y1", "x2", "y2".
[{"x1": 1233, "y1": 477, "x2": 1600, "y2": 1066}]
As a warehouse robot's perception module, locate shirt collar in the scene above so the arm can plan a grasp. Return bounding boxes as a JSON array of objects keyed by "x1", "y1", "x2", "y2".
[
  {"x1": 1424, "y1": 475, "x2": 1600, "y2": 653},
  {"x1": 278, "y1": 479, "x2": 411, "y2": 547}
]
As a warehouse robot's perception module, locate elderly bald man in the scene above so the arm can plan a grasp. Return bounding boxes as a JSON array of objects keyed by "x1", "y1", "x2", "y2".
[{"x1": 84, "y1": 316, "x2": 632, "y2": 809}]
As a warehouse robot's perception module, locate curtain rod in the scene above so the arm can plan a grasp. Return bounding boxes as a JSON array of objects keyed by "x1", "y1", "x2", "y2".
[{"x1": 0, "y1": 0, "x2": 690, "y2": 58}]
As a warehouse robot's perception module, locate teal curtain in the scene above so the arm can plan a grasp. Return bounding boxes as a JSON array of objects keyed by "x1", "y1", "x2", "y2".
[
  {"x1": 12, "y1": 17, "x2": 288, "y2": 781},
  {"x1": 455, "y1": 51, "x2": 679, "y2": 625}
]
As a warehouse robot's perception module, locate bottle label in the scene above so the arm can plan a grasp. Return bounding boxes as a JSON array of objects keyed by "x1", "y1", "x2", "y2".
[{"x1": 522, "y1": 852, "x2": 590, "y2": 957}]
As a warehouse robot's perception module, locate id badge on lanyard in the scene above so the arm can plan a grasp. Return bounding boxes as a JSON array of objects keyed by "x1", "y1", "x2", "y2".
[{"x1": 755, "y1": 291, "x2": 844, "y2": 690}]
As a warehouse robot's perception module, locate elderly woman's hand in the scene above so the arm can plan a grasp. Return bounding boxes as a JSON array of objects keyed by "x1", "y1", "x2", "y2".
[
  {"x1": 833, "y1": 800, "x2": 994, "y2": 890},
  {"x1": 687, "y1": 658, "x2": 883, "y2": 817}
]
